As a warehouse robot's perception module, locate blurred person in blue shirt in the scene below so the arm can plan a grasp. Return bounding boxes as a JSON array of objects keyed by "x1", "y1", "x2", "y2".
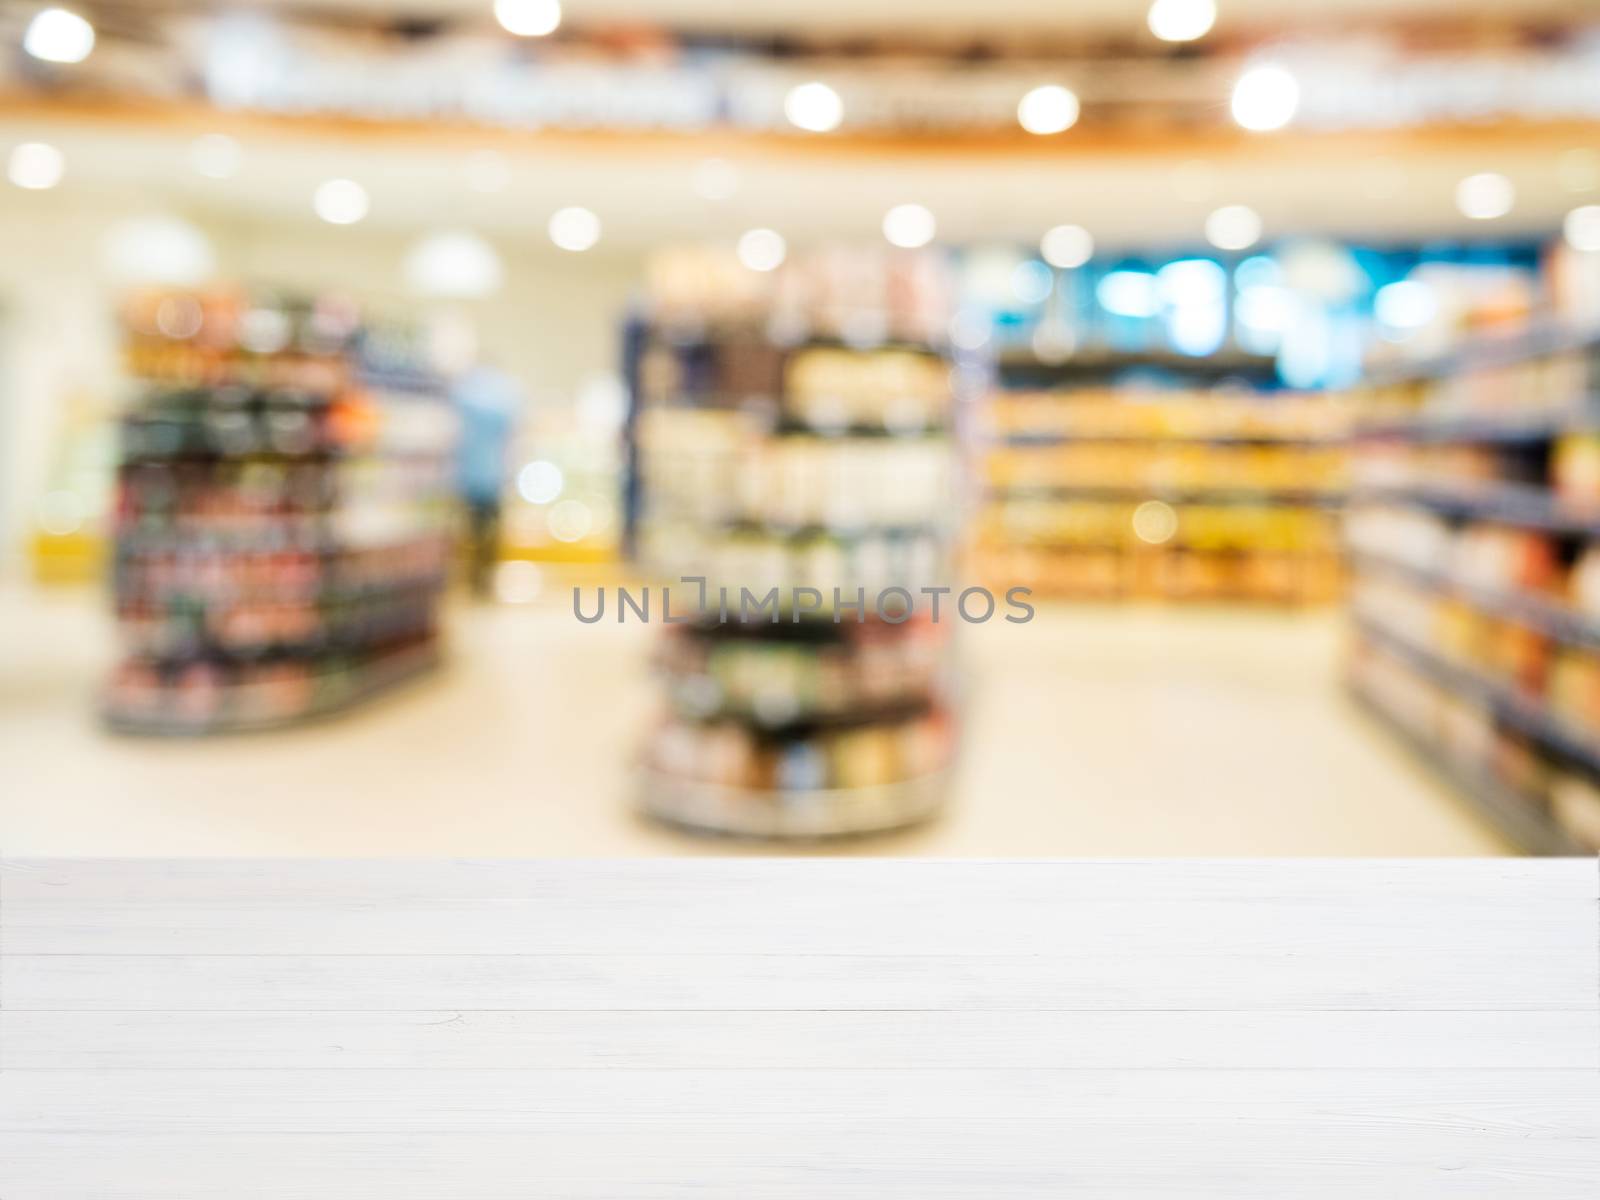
[{"x1": 452, "y1": 363, "x2": 522, "y2": 598}]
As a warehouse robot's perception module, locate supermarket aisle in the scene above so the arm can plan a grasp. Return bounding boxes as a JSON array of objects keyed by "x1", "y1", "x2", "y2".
[{"x1": 0, "y1": 586, "x2": 1506, "y2": 855}]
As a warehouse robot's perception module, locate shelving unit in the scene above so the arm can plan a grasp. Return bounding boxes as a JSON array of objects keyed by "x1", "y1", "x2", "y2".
[
  {"x1": 1344, "y1": 329, "x2": 1600, "y2": 853},
  {"x1": 624, "y1": 248, "x2": 963, "y2": 838},
  {"x1": 104, "y1": 289, "x2": 458, "y2": 734},
  {"x1": 973, "y1": 350, "x2": 1349, "y2": 602}
]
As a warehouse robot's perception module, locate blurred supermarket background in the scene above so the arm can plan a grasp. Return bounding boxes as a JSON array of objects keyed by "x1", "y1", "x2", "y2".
[{"x1": 2, "y1": 0, "x2": 1600, "y2": 854}]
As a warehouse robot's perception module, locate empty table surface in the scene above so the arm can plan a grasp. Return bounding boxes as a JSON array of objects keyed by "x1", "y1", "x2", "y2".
[{"x1": 1, "y1": 857, "x2": 1596, "y2": 1198}]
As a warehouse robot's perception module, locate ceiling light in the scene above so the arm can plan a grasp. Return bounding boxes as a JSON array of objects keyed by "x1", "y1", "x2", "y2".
[
  {"x1": 404, "y1": 230, "x2": 505, "y2": 298},
  {"x1": 102, "y1": 216, "x2": 215, "y2": 285},
  {"x1": 1231, "y1": 65, "x2": 1299, "y2": 132},
  {"x1": 1017, "y1": 85, "x2": 1079, "y2": 136},
  {"x1": 1096, "y1": 271, "x2": 1160, "y2": 318},
  {"x1": 548, "y1": 206, "x2": 600, "y2": 251},
  {"x1": 1040, "y1": 224, "x2": 1094, "y2": 269},
  {"x1": 7, "y1": 142, "x2": 64, "y2": 190},
  {"x1": 1455, "y1": 172, "x2": 1514, "y2": 220},
  {"x1": 882, "y1": 204, "x2": 936, "y2": 249},
  {"x1": 1132, "y1": 500, "x2": 1178, "y2": 545},
  {"x1": 737, "y1": 228, "x2": 786, "y2": 272},
  {"x1": 313, "y1": 179, "x2": 369, "y2": 225},
  {"x1": 1204, "y1": 204, "x2": 1262, "y2": 251},
  {"x1": 23, "y1": 8, "x2": 94, "y2": 64},
  {"x1": 1374, "y1": 280, "x2": 1438, "y2": 330},
  {"x1": 517, "y1": 460, "x2": 564, "y2": 505},
  {"x1": 1564, "y1": 206, "x2": 1600, "y2": 253},
  {"x1": 784, "y1": 82, "x2": 843, "y2": 133},
  {"x1": 1147, "y1": 0, "x2": 1216, "y2": 43},
  {"x1": 1157, "y1": 258, "x2": 1227, "y2": 306},
  {"x1": 189, "y1": 134, "x2": 242, "y2": 179},
  {"x1": 494, "y1": 0, "x2": 561, "y2": 37}
]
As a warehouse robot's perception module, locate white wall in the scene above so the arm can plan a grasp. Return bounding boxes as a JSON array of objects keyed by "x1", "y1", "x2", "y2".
[{"x1": 0, "y1": 190, "x2": 643, "y2": 576}]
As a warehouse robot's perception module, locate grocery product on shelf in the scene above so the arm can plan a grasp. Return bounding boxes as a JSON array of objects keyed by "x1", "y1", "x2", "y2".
[
  {"x1": 974, "y1": 385, "x2": 1350, "y2": 603},
  {"x1": 626, "y1": 246, "x2": 964, "y2": 838},
  {"x1": 104, "y1": 288, "x2": 458, "y2": 734},
  {"x1": 1344, "y1": 329, "x2": 1600, "y2": 852}
]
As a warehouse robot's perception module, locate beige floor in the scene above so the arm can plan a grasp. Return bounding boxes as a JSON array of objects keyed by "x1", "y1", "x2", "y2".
[{"x1": 0, "y1": 585, "x2": 1508, "y2": 856}]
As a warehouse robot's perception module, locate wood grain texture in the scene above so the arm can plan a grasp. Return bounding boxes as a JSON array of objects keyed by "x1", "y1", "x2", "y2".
[{"x1": 1, "y1": 858, "x2": 1597, "y2": 1198}]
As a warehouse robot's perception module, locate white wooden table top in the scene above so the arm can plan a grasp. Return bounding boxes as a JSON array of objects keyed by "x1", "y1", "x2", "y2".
[{"x1": 1, "y1": 858, "x2": 1596, "y2": 1198}]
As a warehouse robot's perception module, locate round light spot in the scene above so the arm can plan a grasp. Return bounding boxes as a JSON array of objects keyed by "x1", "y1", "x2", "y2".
[
  {"x1": 1231, "y1": 65, "x2": 1299, "y2": 132},
  {"x1": 1205, "y1": 204, "x2": 1263, "y2": 251},
  {"x1": 737, "y1": 228, "x2": 786, "y2": 272},
  {"x1": 313, "y1": 179, "x2": 368, "y2": 225},
  {"x1": 1455, "y1": 172, "x2": 1514, "y2": 220},
  {"x1": 1133, "y1": 501, "x2": 1179, "y2": 545},
  {"x1": 494, "y1": 0, "x2": 561, "y2": 37},
  {"x1": 784, "y1": 82, "x2": 844, "y2": 133},
  {"x1": 24, "y1": 8, "x2": 94, "y2": 64},
  {"x1": 882, "y1": 203, "x2": 936, "y2": 249},
  {"x1": 1374, "y1": 280, "x2": 1438, "y2": 330},
  {"x1": 8, "y1": 142, "x2": 64, "y2": 190},
  {"x1": 1564, "y1": 205, "x2": 1600, "y2": 253},
  {"x1": 1040, "y1": 224, "x2": 1093, "y2": 269},
  {"x1": 1096, "y1": 271, "x2": 1160, "y2": 319},
  {"x1": 1147, "y1": 0, "x2": 1216, "y2": 43},
  {"x1": 517, "y1": 460, "x2": 564, "y2": 505},
  {"x1": 548, "y1": 206, "x2": 601, "y2": 251},
  {"x1": 1017, "y1": 85, "x2": 1080, "y2": 135},
  {"x1": 404, "y1": 230, "x2": 504, "y2": 299}
]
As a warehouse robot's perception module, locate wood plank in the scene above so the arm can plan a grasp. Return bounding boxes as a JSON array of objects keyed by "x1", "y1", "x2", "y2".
[
  {"x1": 2, "y1": 858, "x2": 1594, "y2": 1197},
  {"x1": 7, "y1": 857, "x2": 1589, "y2": 903},
  {"x1": 0, "y1": 1128, "x2": 1596, "y2": 1199},
  {"x1": 3, "y1": 858, "x2": 1590, "y2": 959},
  {"x1": 4, "y1": 1068, "x2": 1595, "y2": 1131},
  {"x1": 4, "y1": 1009, "x2": 1587, "y2": 1071},
  {"x1": 5, "y1": 949, "x2": 1589, "y2": 1011}
]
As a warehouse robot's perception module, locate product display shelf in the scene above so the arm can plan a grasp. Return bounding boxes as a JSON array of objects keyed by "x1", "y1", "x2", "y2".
[
  {"x1": 624, "y1": 260, "x2": 965, "y2": 839},
  {"x1": 1344, "y1": 682, "x2": 1586, "y2": 856},
  {"x1": 974, "y1": 359, "x2": 1350, "y2": 603},
  {"x1": 1343, "y1": 330, "x2": 1600, "y2": 853},
  {"x1": 104, "y1": 289, "x2": 458, "y2": 735}
]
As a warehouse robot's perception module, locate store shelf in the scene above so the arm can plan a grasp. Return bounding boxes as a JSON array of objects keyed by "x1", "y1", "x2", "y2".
[
  {"x1": 662, "y1": 691, "x2": 938, "y2": 735},
  {"x1": 1353, "y1": 406, "x2": 1597, "y2": 444},
  {"x1": 995, "y1": 346, "x2": 1280, "y2": 384},
  {"x1": 637, "y1": 764, "x2": 952, "y2": 840},
  {"x1": 1348, "y1": 549, "x2": 1600, "y2": 651},
  {"x1": 103, "y1": 640, "x2": 443, "y2": 738},
  {"x1": 625, "y1": 251, "x2": 963, "y2": 839},
  {"x1": 988, "y1": 484, "x2": 1345, "y2": 506},
  {"x1": 106, "y1": 289, "x2": 456, "y2": 736},
  {"x1": 1345, "y1": 681, "x2": 1584, "y2": 855},
  {"x1": 1361, "y1": 323, "x2": 1600, "y2": 386},
  {"x1": 1350, "y1": 615, "x2": 1600, "y2": 778},
  {"x1": 1353, "y1": 482, "x2": 1600, "y2": 536},
  {"x1": 994, "y1": 431, "x2": 1341, "y2": 447}
]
